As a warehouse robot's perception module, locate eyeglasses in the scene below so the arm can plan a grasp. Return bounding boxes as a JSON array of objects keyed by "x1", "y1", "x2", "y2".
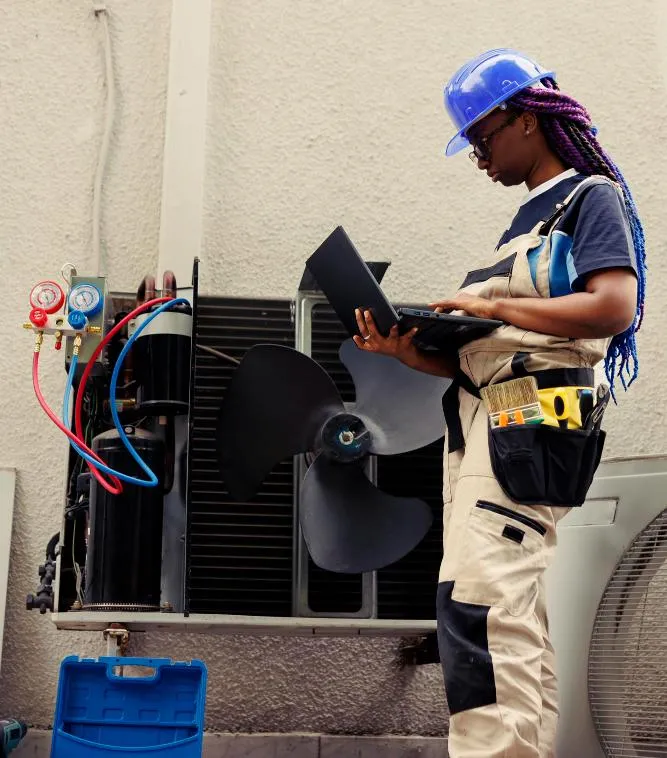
[{"x1": 468, "y1": 112, "x2": 520, "y2": 163}]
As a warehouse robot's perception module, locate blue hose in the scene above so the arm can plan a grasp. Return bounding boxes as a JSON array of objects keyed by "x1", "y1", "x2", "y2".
[
  {"x1": 63, "y1": 353, "x2": 151, "y2": 485},
  {"x1": 63, "y1": 298, "x2": 189, "y2": 488}
]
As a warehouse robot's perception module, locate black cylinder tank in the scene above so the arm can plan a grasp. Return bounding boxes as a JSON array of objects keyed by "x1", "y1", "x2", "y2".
[
  {"x1": 83, "y1": 427, "x2": 165, "y2": 611},
  {"x1": 132, "y1": 304, "x2": 192, "y2": 416}
]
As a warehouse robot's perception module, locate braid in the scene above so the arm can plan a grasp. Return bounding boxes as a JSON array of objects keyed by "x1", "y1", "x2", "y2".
[
  {"x1": 508, "y1": 79, "x2": 647, "y2": 394},
  {"x1": 541, "y1": 119, "x2": 589, "y2": 174}
]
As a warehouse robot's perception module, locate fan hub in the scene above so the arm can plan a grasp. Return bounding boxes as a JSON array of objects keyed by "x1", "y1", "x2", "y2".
[{"x1": 319, "y1": 412, "x2": 370, "y2": 462}]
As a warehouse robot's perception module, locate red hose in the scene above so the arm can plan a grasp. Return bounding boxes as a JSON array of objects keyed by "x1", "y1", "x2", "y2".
[
  {"x1": 74, "y1": 297, "x2": 173, "y2": 481},
  {"x1": 32, "y1": 351, "x2": 122, "y2": 494}
]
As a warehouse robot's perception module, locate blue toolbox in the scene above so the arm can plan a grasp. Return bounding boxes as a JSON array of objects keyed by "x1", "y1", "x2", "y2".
[{"x1": 50, "y1": 656, "x2": 207, "y2": 757}]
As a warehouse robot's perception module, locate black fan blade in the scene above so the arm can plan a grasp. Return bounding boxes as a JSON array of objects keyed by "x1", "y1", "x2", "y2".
[
  {"x1": 300, "y1": 454, "x2": 433, "y2": 574},
  {"x1": 339, "y1": 338, "x2": 450, "y2": 455},
  {"x1": 217, "y1": 344, "x2": 345, "y2": 500}
]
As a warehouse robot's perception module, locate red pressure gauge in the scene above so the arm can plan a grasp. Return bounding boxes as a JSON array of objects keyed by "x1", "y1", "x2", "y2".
[{"x1": 29, "y1": 280, "x2": 65, "y2": 314}]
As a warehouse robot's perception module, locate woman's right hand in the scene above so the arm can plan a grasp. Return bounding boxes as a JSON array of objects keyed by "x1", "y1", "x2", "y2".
[
  {"x1": 352, "y1": 309, "x2": 419, "y2": 363},
  {"x1": 352, "y1": 308, "x2": 459, "y2": 379}
]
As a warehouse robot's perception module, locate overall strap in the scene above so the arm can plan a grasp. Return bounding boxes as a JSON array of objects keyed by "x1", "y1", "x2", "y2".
[
  {"x1": 536, "y1": 174, "x2": 617, "y2": 237},
  {"x1": 442, "y1": 370, "x2": 481, "y2": 453},
  {"x1": 454, "y1": 369, "x2": 481, "y2": 399},
  {"x1": 510, "y1": 351, "x2": 595, "y2": 388}
]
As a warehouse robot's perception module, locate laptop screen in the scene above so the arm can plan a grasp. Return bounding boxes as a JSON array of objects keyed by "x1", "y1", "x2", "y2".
[{"x1": 305, "y1": 226, "x2": 399, "y2": 337}]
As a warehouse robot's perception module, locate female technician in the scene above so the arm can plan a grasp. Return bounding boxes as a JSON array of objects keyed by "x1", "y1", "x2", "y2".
[{"x1": 354, "y1": 49, "x2": 644, "y2": 758}]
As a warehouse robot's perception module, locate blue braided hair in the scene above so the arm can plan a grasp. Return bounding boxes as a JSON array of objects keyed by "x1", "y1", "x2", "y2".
[{"x1": 508, "y1": 78, "x2": 646, "y2": 394}]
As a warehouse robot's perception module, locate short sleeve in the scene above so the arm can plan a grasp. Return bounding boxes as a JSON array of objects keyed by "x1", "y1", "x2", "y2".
[{"x1": 562, "y1": 182, "x2": 637, "y2": 292}]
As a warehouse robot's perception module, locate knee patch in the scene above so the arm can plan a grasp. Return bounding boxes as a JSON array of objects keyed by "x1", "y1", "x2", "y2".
[{"x1": 436, "y1": 581, "x2": 496, "y2": 715}]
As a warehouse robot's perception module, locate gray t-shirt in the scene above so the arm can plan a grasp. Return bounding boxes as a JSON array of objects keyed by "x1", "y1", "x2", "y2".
[{"x1": 496, "y1": 173, "x2": 637, "y2": 295}]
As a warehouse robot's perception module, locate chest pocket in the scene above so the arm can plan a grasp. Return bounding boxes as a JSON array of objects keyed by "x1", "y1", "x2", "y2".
[
  {"x1": 459, "y1": 231, "x2": 544, "y2": 303},
  {"x1": 526, "y1": 231, "x2": 576, "y2": 298},
  {"x1": 460, "y1": 253, "x2": 516, "y2": 289}
]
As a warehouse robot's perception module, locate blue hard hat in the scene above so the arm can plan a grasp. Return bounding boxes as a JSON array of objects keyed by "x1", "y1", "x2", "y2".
[{"x1": 443, "y1": 48, "x2": 555, "y2": 157}]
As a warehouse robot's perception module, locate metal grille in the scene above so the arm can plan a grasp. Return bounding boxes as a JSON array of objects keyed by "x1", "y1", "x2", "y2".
[
  {"x1": 376, "y1": 443, "x2": 443, "y2": 619},
  {"x1": 187, "y1": 297, "x2": 295, "y2": 615},
  {"x1": 589, "y1": 508, "x2": 667, "y2": 756}
]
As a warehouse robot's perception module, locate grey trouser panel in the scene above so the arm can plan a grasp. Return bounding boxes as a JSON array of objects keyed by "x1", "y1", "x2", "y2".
[{"x1": 437, "y1": 176, "x2": 614, "y2": 758}]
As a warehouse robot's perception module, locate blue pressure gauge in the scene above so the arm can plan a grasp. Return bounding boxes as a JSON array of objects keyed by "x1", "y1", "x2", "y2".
[{"x1": 68, "y1": 283, "x2": 103, "y2": 317}]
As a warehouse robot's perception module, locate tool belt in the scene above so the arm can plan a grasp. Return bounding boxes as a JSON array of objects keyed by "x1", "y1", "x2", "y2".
[{"x1": 443, "y1": 362, "x2": 607, "y2": 507}]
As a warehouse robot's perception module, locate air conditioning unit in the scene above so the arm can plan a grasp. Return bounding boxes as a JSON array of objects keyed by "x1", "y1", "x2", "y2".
[
  {"x1": 545, "y1": 453, "x2": 667, "y2": 758},
  {"x1": 49, "y1": 262, "x2": 445, "y2": 635},
  {"x1": 183, "y1": 262, "x2": 447, "y2": 631}
]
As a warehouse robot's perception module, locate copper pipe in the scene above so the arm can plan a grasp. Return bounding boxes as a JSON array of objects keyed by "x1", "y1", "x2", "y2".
[
  {"x1": 162, "y1": 270, "x2": 177, "y2": 299},
  {"x1": 136, "y1": 275, "x2": 156, "y2": 306}
]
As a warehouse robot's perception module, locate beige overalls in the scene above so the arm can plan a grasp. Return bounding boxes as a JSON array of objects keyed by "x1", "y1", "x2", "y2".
[{"x1": 437, "y1": 175, "x2": 614, "y2": 758}]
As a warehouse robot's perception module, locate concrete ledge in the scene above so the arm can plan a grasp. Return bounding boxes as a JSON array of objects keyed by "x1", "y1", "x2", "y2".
[
  {"x1": 15, "y1": 730, "x2": 448, "y2": 757},
  {"x1": 50, "y1": 611, "x2": 437, "y2": 636}
]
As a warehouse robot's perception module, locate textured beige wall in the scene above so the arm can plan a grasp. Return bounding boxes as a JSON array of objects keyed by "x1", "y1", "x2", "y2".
[{"x1": 1, "y1": 0, "x2": 666, "y2": 734}]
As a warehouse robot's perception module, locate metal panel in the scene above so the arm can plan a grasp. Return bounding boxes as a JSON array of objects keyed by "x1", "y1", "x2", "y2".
[
  {"x1": 64, "y1": 275, "x2": 110, "y2": 372},
  {"x1": 299, "y1": 298, "x2": 444, "y2": 621},
  {"x1": 293, "y1": 292, "x2": 373, "y2": 618},
  {"x1": 0, "y1": 468, "x2": 16, "y2": 672}
]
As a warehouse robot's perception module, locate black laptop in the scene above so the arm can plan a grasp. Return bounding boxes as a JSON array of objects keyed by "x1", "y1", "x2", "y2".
[{"x1": 305, "y1": 226, "x2": 503, "y2": 350}]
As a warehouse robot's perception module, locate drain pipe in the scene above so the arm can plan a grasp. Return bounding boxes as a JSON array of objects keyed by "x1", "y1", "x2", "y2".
[{"x1": 157, "y1": 0, "x2": 213, "y2": 286}]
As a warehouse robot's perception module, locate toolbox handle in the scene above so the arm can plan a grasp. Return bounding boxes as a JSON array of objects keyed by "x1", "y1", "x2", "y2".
[{"x1": 101, "y1": 656, "x2": 170, "y2": 682}]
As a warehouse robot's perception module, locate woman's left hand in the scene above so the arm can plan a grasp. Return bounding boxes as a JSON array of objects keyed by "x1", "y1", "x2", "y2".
[
  {"x1": 429, "y1": 293, "x2": 497, "y2": 320},
  {"x1": 430, "y1": 268, "x2": 638, "y2": 339}
]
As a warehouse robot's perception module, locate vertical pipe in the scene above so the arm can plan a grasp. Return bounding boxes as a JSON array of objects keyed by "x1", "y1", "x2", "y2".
[
  {"x1": 155, "y1": 3, "x2": 211, "y2": 610},
  {"x1": 157, "y1": 0, "x2": 213, "y2": 286}
]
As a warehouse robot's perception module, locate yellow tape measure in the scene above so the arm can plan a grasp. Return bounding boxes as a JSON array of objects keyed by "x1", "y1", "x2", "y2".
[{"x1": 537, "y1": 387, "x2": 593, "y2": 429}]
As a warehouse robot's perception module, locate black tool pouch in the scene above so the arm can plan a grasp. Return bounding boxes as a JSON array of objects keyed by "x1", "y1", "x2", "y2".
[{"x1": 488, "y1": 423, "x2": 606, "y2": 507}]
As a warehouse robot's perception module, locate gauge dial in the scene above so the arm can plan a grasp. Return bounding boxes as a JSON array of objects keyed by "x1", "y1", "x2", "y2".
[
  {"x1": 68, "y1": 283, "x2": 103, "y2": 316},
  {"x1": 29, "y1": 280, "x2": 65, "y2": 314}
]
